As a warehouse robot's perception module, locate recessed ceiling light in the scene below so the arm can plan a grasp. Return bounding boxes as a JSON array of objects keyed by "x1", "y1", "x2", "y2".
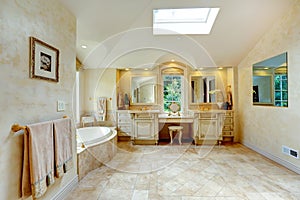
[
  {"x1": 171, "y1": 59, "x2": 175, "y2": 62},
  {"x1": 144, "y1": 68, "x2": 149, "y2": 71},
  {"x1": 218, "y1": 67, "x2": 223, "y2": 70},
  {"x1": 125, "y1": 68, "x2": 130, "y2": 71},
  {"x1": 81, "y1": 45, "x2": 87, "y2": 49}
]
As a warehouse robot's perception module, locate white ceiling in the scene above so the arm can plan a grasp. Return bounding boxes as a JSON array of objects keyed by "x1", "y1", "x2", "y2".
[{"x1": 59, "y1": 0, "x2": 295, "y2": 69}]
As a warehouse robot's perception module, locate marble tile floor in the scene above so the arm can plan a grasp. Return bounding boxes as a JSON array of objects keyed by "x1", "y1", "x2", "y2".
[{"x1": 65, "y1": 142, "x2": 300, "y2": 200}]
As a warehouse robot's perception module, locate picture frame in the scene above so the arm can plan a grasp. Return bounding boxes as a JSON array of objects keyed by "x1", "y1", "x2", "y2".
[{"x1": 29, "y1": 37, "x2": 59, "y2": 82}]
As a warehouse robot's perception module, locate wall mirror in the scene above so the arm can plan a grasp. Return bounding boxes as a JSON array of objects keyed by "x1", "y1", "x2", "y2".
[
  {"x1": 190, "y1": 76, "x2": 216, "y2": 103},
  {"x1": 131, "y1": 76, "x2": 157, "y2": 104},
  {"x1": 252, "y1": 52, "x2": 288, "y2": 107}
]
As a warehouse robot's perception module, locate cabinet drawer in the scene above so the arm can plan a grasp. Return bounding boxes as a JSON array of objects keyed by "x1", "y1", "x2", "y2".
[
  {"x1": 224, "y1": 111, "x2": 233, "y2": 117},
  {"x1": 118, "y1": 113, "x2": 132, "y2": 120},
  {"x1": 118, "y1": 117, "x2": 132, "y2": 123},
  {"x1": 118, "y1": 113, "x2": 131, "y2": 117},
  {"x1": 222, "y1": 131, "x2": 233, "y2": 136},
  {"x1": 118, "y1": 125, "x2": 131, "y2": 133},
  {"x1": 135, "y1": 113, "x2": 153, "y2": 119},
  {"x1": 222, "y1": 125, "x2": 233, "y2": 131},
  {"x1": 223, "y1": 117, "x2": 233, "y2": 124},
  {"x1": 199, "y1": 113, "x2": 217, "y2": 119}
]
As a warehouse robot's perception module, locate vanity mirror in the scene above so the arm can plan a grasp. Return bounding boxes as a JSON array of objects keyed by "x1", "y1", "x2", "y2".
[
  {"x1": 131, "y1": 76, "x2": 157, "y2": 104},
  {"x1": 252, "y1": 52, "x2": 288, "y2": 107},
  {"x1": 190, "y1": 76, "x2": 216, "y2": 103}
]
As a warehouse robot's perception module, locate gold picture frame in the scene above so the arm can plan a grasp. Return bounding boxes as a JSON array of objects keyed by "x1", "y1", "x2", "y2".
[{"x1": 29, "y1": 37, "x2": 59, "y2": 82}]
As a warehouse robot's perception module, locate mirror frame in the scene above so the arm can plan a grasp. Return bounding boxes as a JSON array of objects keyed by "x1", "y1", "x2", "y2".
[
  {"x1": 252, "y1": 52, "x2": 288, "y2": 107},
  {"x1": 130, "y1": 75, "x2": 157, "y2": 105}
]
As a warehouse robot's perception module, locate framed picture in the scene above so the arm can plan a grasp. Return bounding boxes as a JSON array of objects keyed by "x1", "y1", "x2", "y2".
[{"x1": 29, "y1": 37, "x2": 59, "y2": 82}]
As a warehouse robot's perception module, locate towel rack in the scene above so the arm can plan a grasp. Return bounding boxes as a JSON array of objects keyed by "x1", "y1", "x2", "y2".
[
  {"x1": 11, "y1": 116, "x2": 69, "y2": 133},
  {"x1": 11, "y1": 124, "x2": 27, "y2": 132}
]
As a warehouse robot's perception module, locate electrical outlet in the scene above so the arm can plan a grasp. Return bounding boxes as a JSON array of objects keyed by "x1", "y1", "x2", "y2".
[{"x1": 57, "y1": 100, "x2": 65, "y2": 112}]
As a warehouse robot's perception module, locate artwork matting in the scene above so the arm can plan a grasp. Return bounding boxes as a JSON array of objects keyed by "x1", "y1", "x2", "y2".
[{"x1": 29, "y1": 37, "x2": 59, "y2": 82}]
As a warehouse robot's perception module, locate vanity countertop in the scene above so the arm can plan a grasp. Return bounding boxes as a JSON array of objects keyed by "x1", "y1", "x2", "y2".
[
  {"x1": 158, "y1": 113, "x2": 195, "y2": 119},
  {"x1": 116, "y1": 109, "x2": 161, "y2": 114},
  {"x1": 117, "y1": 109, "x2": 232, "y2": 114},
  {"x1": 192, "y1": 109, "x2": 233, "y2": 114}
]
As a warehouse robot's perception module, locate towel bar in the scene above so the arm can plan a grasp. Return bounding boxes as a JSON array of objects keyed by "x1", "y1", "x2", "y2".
[
  {"x1": 11, "y1": 124, "x2": 27, "y2": 132},
  {"x1": 11, "y1": 116, "x2": 69, "y2": 133}
]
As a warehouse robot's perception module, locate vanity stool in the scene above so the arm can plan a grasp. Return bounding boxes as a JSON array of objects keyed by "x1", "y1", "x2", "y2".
[{"x1": 168, "y1": 126, "x2": 183, "y2": 145}]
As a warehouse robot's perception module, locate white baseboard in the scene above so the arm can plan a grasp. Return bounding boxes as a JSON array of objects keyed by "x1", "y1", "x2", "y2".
[
  {"x1": 243, "y1": 142, "x2": 300, "y2": 175},
  {"x1": 52, "y1": 175, "x2": 78, "y2": 200}
]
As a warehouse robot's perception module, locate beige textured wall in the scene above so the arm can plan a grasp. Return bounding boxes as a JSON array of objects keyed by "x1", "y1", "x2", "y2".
[
  {"x1": 82, "y1": 68, "x2": 117, "y2": 125},
  {"x1": 0, "y1": 0, "x2": 77, "y2": 199},
  {"x1": 238, "y1": 2, "x2": 300, "y2": 170}
]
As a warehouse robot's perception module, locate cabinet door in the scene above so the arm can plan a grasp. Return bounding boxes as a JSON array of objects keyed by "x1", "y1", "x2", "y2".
[
  {"x1": 118, "y1": 125, "x2": 132, "y2": 136},
  {"x1": 134, "y1": 120, "x2": 154, "y2": 139},
  {"x1": 198, "y1": 119, "x2": 219, "y2": 140},
  {"x1": 117, "y1": 113, "x2": 132, "y2": 137}
]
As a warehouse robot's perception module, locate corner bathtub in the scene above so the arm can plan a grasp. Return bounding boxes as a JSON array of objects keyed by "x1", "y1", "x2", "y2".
[
  {"x1": 76, "y1": 126, "x2": 117, "y2": 180},
  {"x1": 77, "y1": 126, "x2": 116, "y2": 148}
]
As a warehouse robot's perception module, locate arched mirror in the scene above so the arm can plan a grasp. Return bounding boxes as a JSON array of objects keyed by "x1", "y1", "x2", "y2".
[{"x1": 252, "y1": 52, "x2": 288, "y2": 107}]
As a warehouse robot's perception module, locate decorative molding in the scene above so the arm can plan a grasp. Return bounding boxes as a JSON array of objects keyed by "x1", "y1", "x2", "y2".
[
  {"x1": 243, "y1": 142, "x2": 300, "y2": 175},
  {"x1": 52, "y1": 175, "x2": 78, "y2": 200}
]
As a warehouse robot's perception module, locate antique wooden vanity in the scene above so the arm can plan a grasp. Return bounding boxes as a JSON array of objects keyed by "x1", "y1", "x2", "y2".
[
  {"x1": 116, "y1": 62, "x2": 235, "y2": 145},
  {"x1": 116, "y1": 109, "x2": 234, "y2": 145}
]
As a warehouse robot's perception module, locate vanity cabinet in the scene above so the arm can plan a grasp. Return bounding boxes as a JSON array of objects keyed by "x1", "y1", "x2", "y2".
[
  {"x1": 220, "y1": 111, "x2": 234, "y2": 141},
  {"x1": 194, "y1": 110, "x2": 234, "y2": 144},
  {"x1": 117, "y1": 110, "x2": 159, "y2": 144},
  {"x1": 117, "y1": 112, "x2": 133, "y2": 138},
  {"x1": 195, "y1": 112, "x2": 222, "y2": 145},
  {"x1": 133, "y1": 113, "x2": 158, "y2": 144}
]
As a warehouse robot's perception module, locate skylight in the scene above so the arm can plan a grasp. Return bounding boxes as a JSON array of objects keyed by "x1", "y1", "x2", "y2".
[{"x1": 153, "y1": 8, "x2": 220, "y2": 35}]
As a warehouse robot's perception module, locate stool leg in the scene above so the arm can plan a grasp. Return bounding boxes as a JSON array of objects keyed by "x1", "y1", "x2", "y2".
[
  {"x1": 169, "y1": 130, "x2": 173, "y2": 144},
  {"x1": 179, "y1": 130, "x2": 182, "y2": 145}
]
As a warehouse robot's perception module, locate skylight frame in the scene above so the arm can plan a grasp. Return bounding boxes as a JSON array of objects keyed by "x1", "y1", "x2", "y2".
[{"x1": 153, "y1": 8, "x2": 220, "y2": 35}]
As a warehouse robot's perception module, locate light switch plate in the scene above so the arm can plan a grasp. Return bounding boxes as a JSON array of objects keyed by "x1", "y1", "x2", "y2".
[{"x1": 57, "y1": 100, "x2": 65, "y2": 112}]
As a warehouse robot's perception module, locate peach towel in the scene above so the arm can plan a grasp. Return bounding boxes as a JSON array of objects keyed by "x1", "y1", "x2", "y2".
[
  {"x1": 53, "y1": 118, "x2": 73, "y2": 178},
  {"x1": 22, "y1": 121, "x2": 55, "y2": 199}
]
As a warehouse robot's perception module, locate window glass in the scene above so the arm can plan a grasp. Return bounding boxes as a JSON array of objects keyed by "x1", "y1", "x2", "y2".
[{"x1": 163, "y1": 75, "x2": 183, "y2": 111}]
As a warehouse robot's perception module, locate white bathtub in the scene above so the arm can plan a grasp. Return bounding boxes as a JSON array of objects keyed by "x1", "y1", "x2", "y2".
[{"x1": 76, "y1": 126, "x2": 117, "y2": 147}]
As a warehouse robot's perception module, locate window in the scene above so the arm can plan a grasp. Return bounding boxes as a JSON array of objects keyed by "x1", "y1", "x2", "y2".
[
  {"x1": 153, "y1": 8, "x2": 220, "y2": 35},
  {"x1": 274, "y1": 74, "x2": 288, "y2": 106},
  {"x1": 163, "y1": 75, "x2": 183, "y2": 112}
]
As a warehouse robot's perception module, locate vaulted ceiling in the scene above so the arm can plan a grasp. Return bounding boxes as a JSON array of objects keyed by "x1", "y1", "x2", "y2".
[{"x1": 59, "y1": 0, "x2": 295, "y2": 69}]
